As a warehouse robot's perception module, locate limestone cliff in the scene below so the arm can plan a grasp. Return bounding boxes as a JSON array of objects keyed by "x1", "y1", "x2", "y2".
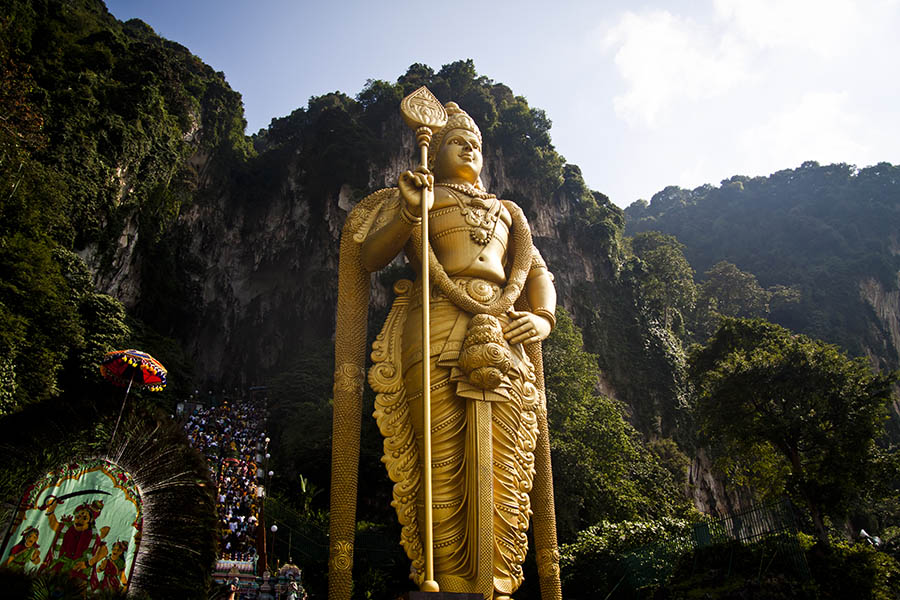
[
  {"x1": 146, "y1": 113, "x2": 630, "y2": 387},
  {"x1": 688, "y1": 448, "x2": 754, "y2": 516},
  {"x1": 859, "y1": 276, "x2": 900, "y2": 367},
  {"x1": 859, "y1": 276, "x2": 900, "y2": 429}
]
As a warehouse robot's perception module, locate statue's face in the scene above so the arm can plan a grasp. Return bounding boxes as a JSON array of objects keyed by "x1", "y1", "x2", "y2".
[
  {"x1": 25, "y1": 532, "x2": 37, "y2": 547},
  {"x1": 434, "y1": 128, "x2": 482, "y2": 184}
]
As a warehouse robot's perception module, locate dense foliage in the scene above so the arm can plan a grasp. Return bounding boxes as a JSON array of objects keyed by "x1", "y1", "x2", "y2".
[
  {"x1": 0, "y1": 0, "x2": 253, "y2": 413},
  {"x1": 560, "y1": 517, "x2": 693, "y2": 598},
  {"x1": 689, "y1": 318, "x2": 897, "y2": 544},
  {"x1": 629, "y1": 231, "x2": 696, "y2": 335},
  {"x1": 4, "y1": 0, "x2": 251, "y2": 243},
  {"x1": 626, "y1": 161, "x2": 900, "y2": 369},
  {"x1": 253, "y1": 58, "x2": 566, "y2": 212},
  {"x1": 655, "y1": 535, "x2": 900, "y2": 600}
]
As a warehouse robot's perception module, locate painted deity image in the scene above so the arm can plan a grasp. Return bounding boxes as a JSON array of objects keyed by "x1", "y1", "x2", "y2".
[
  {"x1": 0, "y1": 459, "x2": 142, "y2": 594},
  {"x1": 92, "y1": 540, "x2": 129, "y2": 591},
  {"x1": 41, "y1": 497, "x2": 110, "y2": 580}
]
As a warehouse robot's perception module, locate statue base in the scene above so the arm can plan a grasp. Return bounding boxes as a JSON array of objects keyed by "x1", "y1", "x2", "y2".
[{"x1": 403, "y1": 593, "x2": 483, "y2": 600}]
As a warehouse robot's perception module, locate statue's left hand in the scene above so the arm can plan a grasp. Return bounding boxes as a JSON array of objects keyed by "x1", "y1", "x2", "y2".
[{"x1": 503, "y1": 310, "x2": 552, "y2": 345}]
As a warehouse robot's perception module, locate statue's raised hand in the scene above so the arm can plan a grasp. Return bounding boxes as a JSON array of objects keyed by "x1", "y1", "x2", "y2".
[{"x1": 398, "y1": 166, "x2": 434, "y2": 218}]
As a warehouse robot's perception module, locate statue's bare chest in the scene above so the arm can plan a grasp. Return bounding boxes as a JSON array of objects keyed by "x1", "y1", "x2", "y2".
[{"x1": 427, "y1": 188, "x2": 511, "y2": 281}]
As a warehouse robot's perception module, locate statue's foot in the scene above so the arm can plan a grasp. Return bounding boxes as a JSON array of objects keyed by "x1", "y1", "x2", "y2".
[{"x1": 494, "y1": 596, "x2": 512, "y2": 600}]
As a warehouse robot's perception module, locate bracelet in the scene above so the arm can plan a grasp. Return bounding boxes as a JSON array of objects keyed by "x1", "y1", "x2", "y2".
[
  {"x1": 532, "y1": 307, "x2": 556, "y2": 330},
  {"x1": 400, "y1": 204, "x2": 422, "y2": 225}
]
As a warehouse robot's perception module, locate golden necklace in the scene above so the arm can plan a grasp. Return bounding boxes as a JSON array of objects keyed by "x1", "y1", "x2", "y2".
[{"x1": 437, "y1": 183, "x2": 500, "y2": 246}]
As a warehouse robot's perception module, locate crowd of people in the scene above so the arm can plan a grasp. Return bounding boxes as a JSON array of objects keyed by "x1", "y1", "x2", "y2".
[{"x1": 182, "y1": 393, "x2": 268, "y2": 562}]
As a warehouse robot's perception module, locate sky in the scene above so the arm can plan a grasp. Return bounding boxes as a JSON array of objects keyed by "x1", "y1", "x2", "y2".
[{"x1": 105, "y1": 0, "x2": 900, "y2": 209}]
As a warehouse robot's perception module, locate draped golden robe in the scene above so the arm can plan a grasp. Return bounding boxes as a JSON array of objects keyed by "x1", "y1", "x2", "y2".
[
  {"x1": 329, "y1": 186, "x2": 561, "y2": 600},
  {"x1": 368, "y1": 192, "x2": 543, "y2": 598}
]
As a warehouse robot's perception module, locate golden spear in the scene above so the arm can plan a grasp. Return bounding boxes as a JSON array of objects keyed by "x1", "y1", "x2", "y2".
[{"x1": 400, "y1": 86, "x2": 447, "y2": 593}]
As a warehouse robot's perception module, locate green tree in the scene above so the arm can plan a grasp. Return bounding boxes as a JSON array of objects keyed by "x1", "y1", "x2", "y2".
[
  {"x1": 689, "y1": 318, "x2": 897, "y2": 544},
  {"x1": 625, "y1": 162, "x2": 900, "y2": 370},
  {"x1": 630, "y1": 231, "x2": 697, "y2": 332},
  {"x1": 560, "y1": 517, "x2": 692, "y2": 598},
  {"x1": 694, "y1": 261, "x2": 770, "y2": 340},
  {"x1": 700, "y1": 261, "x2": 769, "y2": 319}
]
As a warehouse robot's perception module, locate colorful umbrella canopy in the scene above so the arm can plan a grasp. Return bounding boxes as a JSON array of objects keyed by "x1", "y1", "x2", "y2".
[{"x1": 100, "y1": 349, "x2": 167, "y2": 392}]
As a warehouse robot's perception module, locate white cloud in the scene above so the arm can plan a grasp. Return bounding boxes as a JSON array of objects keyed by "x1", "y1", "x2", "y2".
[
  {"x1": 714, "y1": 0, "x2": 866, "y2": 57},
  {"x1": 738, "y1": 91, "x2": 871, "y2": 170},
  {"x1": 603, "y1": 10, "x2": 752, "y2": 127},
  {"x1": 601, "y1": 1, "x2": 899, "y2": 129}
]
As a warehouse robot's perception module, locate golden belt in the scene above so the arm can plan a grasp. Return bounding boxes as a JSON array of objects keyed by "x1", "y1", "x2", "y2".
[{"x1": 408, "y1": 277, "x2": 503, "y2": 310}]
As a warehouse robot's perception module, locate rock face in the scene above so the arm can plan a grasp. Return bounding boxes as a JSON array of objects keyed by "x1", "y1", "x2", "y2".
[
  {"x1": 859, "y1": 276, "x2": 900, "y2": 369},
  {"x1": 78, "y1": 214, "x2": 143, "y2": 308},
  {"x1": 72, "y1": 102, "x2": 695, "y2": 511},
  {"x1": 167, "y1": 148, "x2": 349, "y2": 386},
  {"x1": 859, "y1": 276, "x2": 900, "y2": 429},
  {"x1": 689, "y1": 448, "x2": 754, "y2": 516}
]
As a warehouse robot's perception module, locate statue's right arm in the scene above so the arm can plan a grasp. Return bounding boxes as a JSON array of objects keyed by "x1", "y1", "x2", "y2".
[
  {"x1": 360, "y1": 169, "x2": 432, "y2": 272},
  {"x1": 360, "y1": 211, "x2": 416, "y2": 272}
]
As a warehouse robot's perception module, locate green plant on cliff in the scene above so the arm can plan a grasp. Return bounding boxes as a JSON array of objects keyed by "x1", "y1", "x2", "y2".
[
  {"x1": 253, "y1": 59, "x2": 566, "y2": 217},
  {"x1": 0, "y1": 42, "x2": 131, "y2": 412},
  {"x1": 4, "y1": 0, "x2": 249, "y2": 248},
  {"x1": 629, "y1": 231, "x2": 697, "y2": 335},
  {"x1": 545, "y1": 308, "x2": 693, "y2": 542}
]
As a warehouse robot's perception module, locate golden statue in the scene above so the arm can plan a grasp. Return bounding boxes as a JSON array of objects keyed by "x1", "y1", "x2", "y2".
[{"x1": 329, "y1": 88, "x2": 562, "y2": 600}]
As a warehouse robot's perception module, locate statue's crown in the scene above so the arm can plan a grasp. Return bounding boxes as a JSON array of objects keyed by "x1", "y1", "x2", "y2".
[{"x1": 428, "y1": 102, "x2": 482, "y2": 169}]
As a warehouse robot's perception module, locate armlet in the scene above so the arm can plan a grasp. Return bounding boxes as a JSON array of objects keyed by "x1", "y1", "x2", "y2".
[{"x1": 528, "y1": 246, "x2": 554, "y2": 282}]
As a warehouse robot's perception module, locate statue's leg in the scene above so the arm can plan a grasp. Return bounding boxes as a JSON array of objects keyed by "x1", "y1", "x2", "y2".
[
  {"x1": 404, "y1": 300, "x2": 487, "y2": 594},
  {"x1": 406, "y1": 359, "x2": 489, "y2": 593},
  {"x1": 490, "y1": 373, "x2": 539, "y2": 598}
]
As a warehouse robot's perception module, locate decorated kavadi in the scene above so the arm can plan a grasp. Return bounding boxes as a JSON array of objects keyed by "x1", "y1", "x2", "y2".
[{"x1": 1, "y1": 458, "x2": 142, "y2": 593}]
